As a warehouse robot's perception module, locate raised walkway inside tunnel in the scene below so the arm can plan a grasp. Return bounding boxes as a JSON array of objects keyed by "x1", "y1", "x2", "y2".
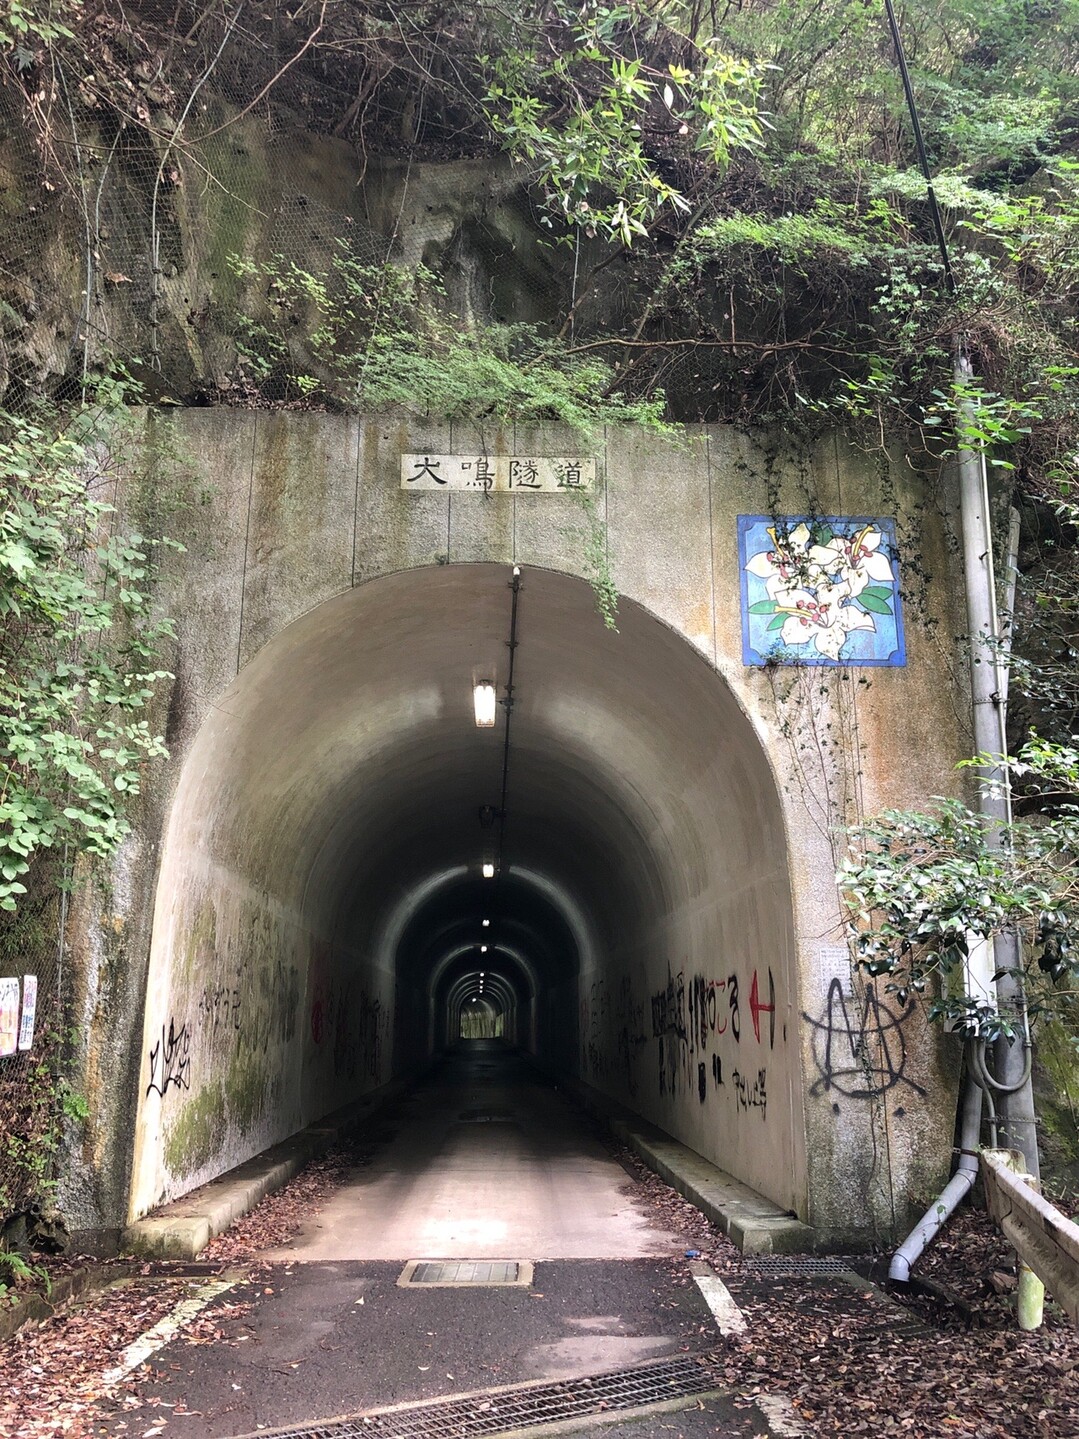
[{"x1": 270, "y1": 1042, "x2": 684, "y2": 1262}]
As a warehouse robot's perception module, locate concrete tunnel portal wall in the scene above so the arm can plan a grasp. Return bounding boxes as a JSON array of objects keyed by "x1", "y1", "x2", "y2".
[{"x1": 131, "y1": 563, "x2": 804, "y2": 1224}]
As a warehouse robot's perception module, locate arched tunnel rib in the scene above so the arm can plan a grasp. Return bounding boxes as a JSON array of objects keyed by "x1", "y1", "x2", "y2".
[{"x1": 132, "y1": 563, "x2": 803, "y2": 1227}]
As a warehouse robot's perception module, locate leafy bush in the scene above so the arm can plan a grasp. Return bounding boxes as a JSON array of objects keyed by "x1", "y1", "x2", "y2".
[
  {"x1": 0, "y1": 378, "x2": 176, "y2": 912},
  {"x1": 840, "y1": 739, "x2": 1079, "y2": 1037}
]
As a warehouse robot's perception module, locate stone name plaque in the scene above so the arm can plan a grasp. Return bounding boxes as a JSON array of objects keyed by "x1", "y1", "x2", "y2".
[{"x1": 401, "y1": 454, "x2": 595, "y2": 493}]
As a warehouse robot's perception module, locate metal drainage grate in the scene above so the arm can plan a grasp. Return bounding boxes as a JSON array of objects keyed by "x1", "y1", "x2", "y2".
[
  {"x1": 457, "y1": 1109, "x2": 515, "y2": 1124},
  {"x1": 234, "y1": 1350, "x2": 723, "y2": 1439},
  {"x1": 742, "y1": 1255, "x2": 857, "y2": 1276},
  {"x1": 397, "y1": 1259, "x2": 535, "y2": 1288}
]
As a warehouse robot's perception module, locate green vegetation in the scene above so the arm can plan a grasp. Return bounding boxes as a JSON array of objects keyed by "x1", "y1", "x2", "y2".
[
  {"x1": 224, "y1": 249, "x2": 671, "y2": 436},
  {"x1": 0, "y1": 379, "x2": 176, "y2": 912},
  {"x1": 2, "y1": 0, "x2": 1079, "y2": 1190},
  {"x1": 840, "y1": 739, "x2": 1079, "y2": 1038}
]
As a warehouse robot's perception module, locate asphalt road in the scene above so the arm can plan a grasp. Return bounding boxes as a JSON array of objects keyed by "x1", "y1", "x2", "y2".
[
  {"x1": 91, "y1": 1048, "x2": 793, "y2": 1437},
  {"x1": 270, "y1": 1045, "x2": 683, "y2": 1263}
]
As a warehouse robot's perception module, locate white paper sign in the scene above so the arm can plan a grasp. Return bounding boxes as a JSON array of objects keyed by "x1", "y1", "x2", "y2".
[
  {"x1": 0, "y1": 978, "x2": 19, "y2": 1057},
  {"x1": 401, "y1": 454, "x2": 595, "y2": 493},
  {"x1": 818, "y1": 944, "x2": 854, "y2": 998},
  {"x1": 18, "y1": 975, "x2": 37, "y2": 1051}
]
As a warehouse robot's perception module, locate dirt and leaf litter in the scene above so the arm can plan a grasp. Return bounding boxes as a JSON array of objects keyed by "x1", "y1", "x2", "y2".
[
  {"x1": 1, "y1": 1133, "x2": 1077, "y2": 1438},
  {"x1": 0, "y1": 1140, "x2": 370, "y2": 1438},
  {"x1": 618, "y1": 1143, "x2": 1078, "y2": 1437}
]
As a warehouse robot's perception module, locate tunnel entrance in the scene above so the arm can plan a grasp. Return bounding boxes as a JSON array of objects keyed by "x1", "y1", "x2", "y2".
[{"x1": 132, "y1": 563, "x2": 803, "y2": 1225}]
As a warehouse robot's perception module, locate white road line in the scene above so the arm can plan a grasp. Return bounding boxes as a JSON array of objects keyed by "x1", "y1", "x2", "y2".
[
  {"x1": 756, "y1": 1392, "x2": 808, "y2": 1436},
  {"x1": 689, "y1": 1260, "x2": 747, "y2": 1336},
  {"x1": 100, "y1": 1277, "x2": 235, "y2": 1389},
  {"x1": 688, "y1": 1262, "x2": 806, "y2": 1436}
]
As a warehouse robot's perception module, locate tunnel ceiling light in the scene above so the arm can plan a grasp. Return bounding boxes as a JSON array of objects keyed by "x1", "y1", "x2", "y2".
[
  {"x1": 482, "y1": 862, "x2": 495, "y2": 878},
  {"x1": 473, "y1": 682, "x2": 497, "y2": 727}
]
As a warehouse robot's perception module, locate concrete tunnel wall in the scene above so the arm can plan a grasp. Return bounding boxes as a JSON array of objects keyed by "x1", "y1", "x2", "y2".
[
  {"x1": 66, "y1": 410, "x2": 971, "y2": 1248},
  {"x1": 130, "y1": 564, "x2": 802, "y2": 1220}
]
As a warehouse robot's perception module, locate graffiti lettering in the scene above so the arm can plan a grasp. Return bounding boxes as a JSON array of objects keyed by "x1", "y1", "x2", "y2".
[
  {"x1": 146, "y1": 1018, "x2": 190, "y2": 1098},
  {"x1": 749, "y1": 967, "x2": 775, "y2": 1048},
  {"x1": 651, "y1": 969, "x2": 686, "y2": 1043},
  {"x1": 732, "y1": 1066, "x2": 767, "y2": 1117},
  {"x1": 646, "y1": 965, "x2": 778, "y2": 1106},
  {"x1": 197, "y1": 982, "x2": 241, "y2": 1034},
  {"x1": 803, "y1": 979, "x2": 926, "y2": 1101},
  {"x1": 580, "y1": 976, "x2": 647, "y2": 1095},
  {"x1": 728, "y1": 974, "x2": 740, "y2": 1043},
  {"x1": 334, "y1": 981, "x2": 387, "y2": 1081}
]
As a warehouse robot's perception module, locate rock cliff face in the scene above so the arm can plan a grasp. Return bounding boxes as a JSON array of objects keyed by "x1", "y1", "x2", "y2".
[{"x1": 0, "y1": 82, "x2": 583, "y2": 406}]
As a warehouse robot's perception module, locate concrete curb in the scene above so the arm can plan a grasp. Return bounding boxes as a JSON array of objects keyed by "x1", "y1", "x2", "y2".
[
  {"x1": 0, "y1": 1262, "x2": 136, "y2": 1344},
  {"x1": 563, "y1": 1078, "x2": 817, "y2": 1255},
  {"x1": 122, "y1": 1080, "x2": 407, "y2": 1261}
]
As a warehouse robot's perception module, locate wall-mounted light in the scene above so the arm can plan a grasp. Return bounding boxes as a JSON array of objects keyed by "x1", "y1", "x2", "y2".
[
  {"x1": 482, "y1": 862, "x2": 495, "y2": 879},
  {"x1": 473, "y1": 682, "x2": 497, "y2": 727}
]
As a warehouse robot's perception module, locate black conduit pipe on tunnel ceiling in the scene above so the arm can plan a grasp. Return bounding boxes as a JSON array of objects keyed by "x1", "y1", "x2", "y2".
[{"x1": 491, "y1": 565, "x2": 521, "y2": 954}]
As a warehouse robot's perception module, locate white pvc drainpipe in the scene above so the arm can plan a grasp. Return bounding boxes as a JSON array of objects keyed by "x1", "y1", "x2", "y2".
[{"x1": 889, "y1": 1071, "x2": 983, "y2": 1283}]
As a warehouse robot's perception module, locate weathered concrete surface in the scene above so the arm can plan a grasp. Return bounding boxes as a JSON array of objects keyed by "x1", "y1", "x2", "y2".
[
  {"x1": 268, "y1": 1051, "x2": 683, "y2": 1263},
  {"x1": 123, "y1": 1081, "x2": 405, "y2": 1260},
  {"x1": 64, "y1": 411, "x2": 971, "y2": 1251}
]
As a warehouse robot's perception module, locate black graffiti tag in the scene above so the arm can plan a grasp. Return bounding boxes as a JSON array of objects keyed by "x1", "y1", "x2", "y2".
[
  {"x1": 731, "y1": 1066, "x2": 767, "y2": 1117},
  {"x1": 146, "y1": 1017, "x2": 191, "y2": 1098},
  {"x1": 728, "y1": 973, "x2": 740, "y2": 1042},
  {"x1": 803, "y1": 980, "x2": 927, "y2": 1101}
]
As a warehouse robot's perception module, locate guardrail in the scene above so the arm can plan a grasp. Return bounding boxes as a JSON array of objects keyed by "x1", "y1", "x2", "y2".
[{"x1": 981, "y1": 1148, "x2": 1079, "y2": 1327}]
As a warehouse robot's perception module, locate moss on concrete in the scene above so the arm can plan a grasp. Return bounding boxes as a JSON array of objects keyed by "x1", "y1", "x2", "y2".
[
  {"x1": 226, "y1": 1047, "x2": 268, "y2": 1135},
  {"x1": 1034, "y1": 1004, "x2": 1079, "y2": 1196},
  {"x1": 179, "y1": 900, "x2": 217, "y2": 983},
  {"x1": 164, "y1": 1081, "x2": 227, "y2": 1178}
]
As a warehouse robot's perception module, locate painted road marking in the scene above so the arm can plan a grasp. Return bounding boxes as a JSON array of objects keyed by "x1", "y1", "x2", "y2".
[
  {"x1": 100, "y1": 1277, "x2": 235, "y2": 1389},
  {"x1": 756, "y1": 1391, "x2": 808, "y2": 1435},
  {"x1": 689, "y1": 1260, "x2": 747, "y2": 1336}
]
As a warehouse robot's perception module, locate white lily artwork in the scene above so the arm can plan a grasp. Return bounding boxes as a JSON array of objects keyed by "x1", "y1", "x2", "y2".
[{"x1": 738, "y1": 517, "x2": 906, "y2": 666}]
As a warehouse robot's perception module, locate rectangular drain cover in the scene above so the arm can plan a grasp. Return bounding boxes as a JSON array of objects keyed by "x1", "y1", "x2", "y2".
[
  {"x1": 457, "y1": 1109, "x2": 514, "y2": 1124},
  {"x1": 232, "y1": 1350, "x2": 723, "y2": 1439},
  {"x1": 743, "y1": 1255, "x2": 856, "y2": 1276},
  {"x1": 398, "y1": 1259, "x2": 534, "y2": 1288}
]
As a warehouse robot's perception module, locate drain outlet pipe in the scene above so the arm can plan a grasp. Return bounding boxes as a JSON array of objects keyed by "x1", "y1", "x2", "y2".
[{"x1": 890, "y1": 1075, "x2": 983, "y2": 1283}]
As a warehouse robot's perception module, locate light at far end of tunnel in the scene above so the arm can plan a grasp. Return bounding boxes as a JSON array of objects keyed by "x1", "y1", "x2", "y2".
[
  {"x1": 482, "y1": 918, "x2": 490, "y2": 927},
  {"x1": 482, "y1": 863, "x2": 495, "y2": 878},
  {"x1": 473, "y1": 682, "x2": 497, "y2": 727}
]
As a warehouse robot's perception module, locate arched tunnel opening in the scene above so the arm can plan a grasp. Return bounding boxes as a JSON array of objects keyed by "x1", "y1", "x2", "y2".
[{"x1": 132, "y1": 563, "x2": 804, "y2": 1228}]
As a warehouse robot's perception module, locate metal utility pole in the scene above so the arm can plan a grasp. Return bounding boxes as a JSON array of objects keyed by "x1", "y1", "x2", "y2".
[{"x1": 884, "y1": 3, "x2": 1041, "y2": 1315}]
